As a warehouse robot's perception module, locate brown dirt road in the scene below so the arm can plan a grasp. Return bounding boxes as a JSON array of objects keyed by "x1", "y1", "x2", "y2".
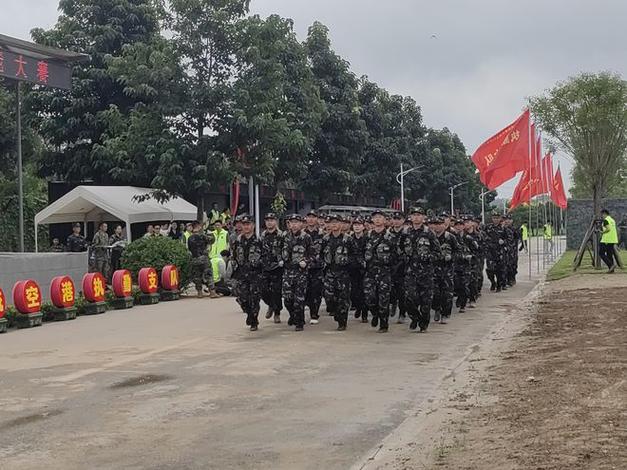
[{"x1": 376, "y1": 273, "x2": 627, "y2": 470}]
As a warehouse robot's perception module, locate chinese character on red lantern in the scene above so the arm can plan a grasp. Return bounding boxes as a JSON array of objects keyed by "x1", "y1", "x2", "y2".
[
  {"x1": 37, "y1": 60, "x2": 49, "y2": 84},
  {"x1": 14, "y1": 54, "x2": 27, "y2": 79}
]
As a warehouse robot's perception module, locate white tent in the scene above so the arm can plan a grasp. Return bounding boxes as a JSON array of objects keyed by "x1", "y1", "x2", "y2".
[{"x1": 34, "y1": 186, "x2": 198, "y2": 251}]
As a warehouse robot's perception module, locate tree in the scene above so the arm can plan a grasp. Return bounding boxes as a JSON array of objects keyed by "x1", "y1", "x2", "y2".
[
  {"x1": 167, "y1": 0, "x2": 250, "y2": 217},
  {"x1": 29, "y1": 0, "x2": 163, "y2": 183},
  {"x1": 304, "y1": 22, "x2": 367, "y2": 202},
  {"x1": 530, "y1": 72, "x2": 627, "y2": 216},
  {"x1": 220, "y1": 14, "x2": 324, "y2": 188}
]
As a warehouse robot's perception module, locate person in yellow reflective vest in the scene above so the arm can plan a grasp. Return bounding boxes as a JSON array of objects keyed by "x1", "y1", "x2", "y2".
[
  {"x1": 543, "y1": 221, "x2": 553, "y2": 253},
  {"x1": 600, "y1": 209, "x2": 621, "y2": 273},
  {"x1": 210, "y1": 220, "x2": 230, "y2": 259},
  {"x1": 519, "y1": 223, "x2": 529, "y2": 253}
]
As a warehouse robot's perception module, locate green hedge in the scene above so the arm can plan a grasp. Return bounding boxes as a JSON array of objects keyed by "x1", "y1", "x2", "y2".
[{"x1": 121, "y1": 236, "x2": 191, "y2": 289}]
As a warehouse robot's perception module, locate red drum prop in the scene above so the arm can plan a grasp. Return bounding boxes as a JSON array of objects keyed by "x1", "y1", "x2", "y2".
[
  {"x1": 161, "y1": 265, "x2": 179, "y2": 291},
  {"x1": 138, "y1": 268, "x2": 159, "y2": 294},
  {"x1": 82, "y1": 272, "x2": 106, "y2": 303},
  {"x1": 112, "y1": 270, "x2": 133, "y2": 298},
  {"x1": 50, "y1": 276, "x2": 76, "y2": 308},
  {"x1": 12, "y1": 280, "x2": 42, "y2": 314}
]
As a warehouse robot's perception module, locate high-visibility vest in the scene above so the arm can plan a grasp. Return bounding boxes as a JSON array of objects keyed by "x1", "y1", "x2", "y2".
[
  {"x1": 543, "y1": 224, "x2": 552, "y2": 240},
  {"x1": 601, "y1": 215, "x2": 618, "y2": 244},
  {"x1": 210, "y1": 229, "x2": 229, "y2": 258},
  {"x1": 521, "y1": 224, "x2": 529, "y2": 241}
]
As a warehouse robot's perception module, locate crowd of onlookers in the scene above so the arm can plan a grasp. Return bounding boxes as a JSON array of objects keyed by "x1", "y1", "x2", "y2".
[{"x1": 49, "y1": 203, "x2": 238, "y2": 290}]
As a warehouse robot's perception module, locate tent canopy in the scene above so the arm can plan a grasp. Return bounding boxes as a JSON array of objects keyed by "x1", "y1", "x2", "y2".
[{"x1": 35, "y1": 186, "x2": 198, "y2": 231}]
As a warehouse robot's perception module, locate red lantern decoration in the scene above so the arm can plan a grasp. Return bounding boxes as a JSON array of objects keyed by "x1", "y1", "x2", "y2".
[
  {"x1": 82, "y1": 272, "x2": 106, "y2": 303},
  {"x1": 161, "y1": 265, "x2": 179, "y2": 291},
  {"x1": 12, "y1": 280, "x2": 42, "y2": 314},
  {"x1": 0, "y1": 287, "x2": 6, "y2": 319},
  {"x1": 50, "y1": 276, "x2": 76, "y2": 308},
  {"x1": 112, "y1": 270, "x2": 133, "y2": 298},
  {"x1": 138, "y1": 267, "x2": 159, "y2": 294}
]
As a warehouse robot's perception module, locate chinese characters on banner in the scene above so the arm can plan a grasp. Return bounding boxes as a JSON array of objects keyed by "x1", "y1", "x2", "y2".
[{"x1": 0, "y1": 47, "x2": 72, "y2": 90}]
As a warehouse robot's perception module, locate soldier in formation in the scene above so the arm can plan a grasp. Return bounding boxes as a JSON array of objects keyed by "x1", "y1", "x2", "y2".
[{"x1": 242, "y1": 205, "x2": 520, "y2": 333}]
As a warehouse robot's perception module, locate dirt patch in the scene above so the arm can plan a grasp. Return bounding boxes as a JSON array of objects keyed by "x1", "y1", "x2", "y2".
[
  {"x1": 109, "y1": 374, "x2": 172, "y2": 389},
  {"x1": 430, "y1": 282, "x2": 627, "y2": 469},
  {"x1": 0, "y1": 409, "x2": 64, "y2": 430}
]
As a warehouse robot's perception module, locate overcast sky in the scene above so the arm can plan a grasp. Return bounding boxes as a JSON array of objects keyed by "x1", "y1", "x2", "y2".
[{"x1": 5, "y1": 0, "x2": 627, "y2": 197}]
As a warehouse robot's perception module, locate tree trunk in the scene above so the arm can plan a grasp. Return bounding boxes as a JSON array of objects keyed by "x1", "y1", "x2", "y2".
[{"x1": 197, "y1": 194, "x2": 205, "y2": 222}]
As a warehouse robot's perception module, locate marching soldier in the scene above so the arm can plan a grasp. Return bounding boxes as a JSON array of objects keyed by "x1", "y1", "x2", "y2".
[
  {"x1": 350, "y1": 217, "x2": 368, "y2": 322},
  {"x1": 282, "y1": 214, "x2": 313, "y2": 330},
  {"x1": 503, "y1": 215, "x2": 519, "y2": 286},
  {"x1": 261, "y1": 213, "x2": 284, "y2": 323},
  {"x1": 429, "y1": 216, "x2": 459, "y2": 324},
  {"x1": 485, "y1": 211, "x2": 507, "y2": 292},
  {"x1": 322, "y1": 214, "x2": 354, "y2": 331},
  {"x1": 232, "y1": 215, "x2": 263, "y2": 331},
  {"x1": 188, "y1": 221, "x2": 217, "y2": 298},
  {"x1": 304, "y1": 210, "x2": 324, "y2": 321},
  {"x1": 451, "y1": 219, "x2": 472, "y2": 313},
  {"x1": 364, "y1": 210, "x2": 395, "y2": 332},
  {"x1": 463, "y1": 216, "x2": 482, "y2": 307},
  {"x1": 388, "y1": 211, "x2": 407, "y2": 323},
  {"x1": 402, "y1": 207, "x2": 441, "y2": 332}
]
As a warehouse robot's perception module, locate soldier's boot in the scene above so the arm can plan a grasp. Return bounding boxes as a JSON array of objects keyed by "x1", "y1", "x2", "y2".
[
  {"x1": 354, "y1": 309, "x2": 361, "y2": 318},
  {"x1": 287, "y1": 314, "x2": 294, "y2": 326},
  {"x1": 378, "y1": 316, "x2": 389, "y2": 333},
  {"x1": 389, "y1": 301, "x2": 397, "y2": 318},
  {"x1": 265, "y1": 306, "x2": 273, "y2": 319},
  {"x1": 433, "y1": 309, "x2": 441, "y2": 323},
  {"x1": 397, "y1": 311, "x2": 406, "y2": 324},
  {"x1": 208, "y1": 290, "x2": 221, "y2": 299},
  {"x1": 250, "y1": 314, "x2": 259, "y2": 331},
  {"x1": 370, "y1": 308, "x2": 379, "y2": 328},
  {"x1": 274, "y1": 313, "x2": 281, "y2": 324},
  {"x1": 197, "y1": 289, "x2": 204, "y2": 299},
  {"x1": 409, "y1": 317, "x2": 419, "y2": 330}
]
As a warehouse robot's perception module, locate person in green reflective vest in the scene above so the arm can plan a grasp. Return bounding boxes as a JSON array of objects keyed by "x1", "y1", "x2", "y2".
[
  {"x1": 599, "y1": 209, "x2": 621, "y2": 273},
  {"x1": 210, "y1": 220, "x2": 230, "y2": 259},
  {"x1": 519, "y1": 223, "x2": 529, "y2": 253},
  {"x1": 543, "y1": 221, "x2": 553, "y2": 253}
]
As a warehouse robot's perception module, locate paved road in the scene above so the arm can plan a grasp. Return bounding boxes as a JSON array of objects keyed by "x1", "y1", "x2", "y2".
[{"x1": 0, "y1": 249, "x2": 547, "y2": 470}]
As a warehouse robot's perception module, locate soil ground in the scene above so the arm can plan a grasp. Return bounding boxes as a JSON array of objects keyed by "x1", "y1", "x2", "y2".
[{"x1": 361, "y1": 273, "x2": 626, "y2": 470}]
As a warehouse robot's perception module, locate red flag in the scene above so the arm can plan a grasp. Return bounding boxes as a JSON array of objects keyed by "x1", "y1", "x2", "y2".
[
  {"x1": 472, "y1": 110, "x2": 531, "y2": 190},
  {"x1": 551, "y1": 166, "x2": 568, "y2": 209},
  {"x1": 509, "y1": 156, "x2": 545, "y2": 210},
  {"x1": 541, "y1": 153, "x2": 553, "y2": 194}
]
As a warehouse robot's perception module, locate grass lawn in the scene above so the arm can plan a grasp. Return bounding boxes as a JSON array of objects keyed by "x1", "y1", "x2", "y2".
[{"x1": 547, "y1": 249, "x2": 627, "y2": 281}]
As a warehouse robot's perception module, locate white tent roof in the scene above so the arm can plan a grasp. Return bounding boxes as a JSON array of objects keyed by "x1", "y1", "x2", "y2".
[{"x1": 35, "y1": 186, "x2": 198, "y2": 226}]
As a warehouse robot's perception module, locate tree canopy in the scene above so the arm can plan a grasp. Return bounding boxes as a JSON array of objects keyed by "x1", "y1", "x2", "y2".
[{"x1": 7, "y1": 0, "x2": 490, "y2": 219}]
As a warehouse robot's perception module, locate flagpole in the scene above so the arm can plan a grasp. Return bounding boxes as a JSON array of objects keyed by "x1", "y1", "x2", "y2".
[{"x1": 527, "y1": 109, "x2": 532, "y2": 279}]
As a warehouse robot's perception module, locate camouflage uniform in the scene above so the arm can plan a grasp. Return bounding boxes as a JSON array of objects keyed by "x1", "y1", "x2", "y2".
[
  {"x1": 188, "y1": 232, "x2": 216, "y2": 293},
  {"x1": 388, "y1": 225, "x2": 406, "y2": 321},
  {"x1": 282, "y1": 229, "x2": 313, "y2": 328},
  {"x1": 91, "y1": 230, "x2": 110, "y2": 277},
  {"x1": 402, "y1": 224, "x2": 441, "y2": 331},
  {"x1": 349, "y1": 232, "x2": 367, "y2": 321},
  {"x1": 505, "y1": 223, "x2": 519, "y2": 286},
  {"x1": 304, "y1": 227, "x2": 324, "y2": 318},
  {"x1": 464, "y1": 229, "x2": 482, "y2": 303},
  {"x1": 454, "y1": 228, "x2": 473, "y2": 311},
  {"x1": 232, "y1": 232, "x2": 263, "y2": 329},
  {"x1": 484, "y1": 222, "x2": 507, "y2": 291},
  {"x1": 474, "y1": 224, "x2": 486, "y2": 296},
  {"x1": 364, "y1": 228, "x2": 395, "y2": 331},
  {"x1": 261, "y1": 228, "x2": 285, "y2": 319},
  {"x1": 322, "y1": 232, "x2": 353, "y2": 329},
  {"x1": 433, "y1": 230, "x2": 459, "y2": 322}
]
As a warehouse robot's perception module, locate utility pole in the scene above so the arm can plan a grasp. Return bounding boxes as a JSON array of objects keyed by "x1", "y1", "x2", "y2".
[
  {"x1": 396, "y1": 164, "x2": 423, "y2": 213},
  {"x1": 448, "y1": 182, "x2": 468, "y2": 216}
]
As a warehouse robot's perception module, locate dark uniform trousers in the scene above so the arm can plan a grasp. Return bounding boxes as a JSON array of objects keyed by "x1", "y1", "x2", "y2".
[
  {"x1": 364, "y1": 267, "x2": 391, "y2": 327},
  {"x1": 261, "y1": 269, "x2": 283, "y2": 314},
  {"x1": 324, "y1": 270, "x2": 351, "y2": 327},
  {"x1": 433, "y1": 266, "x2": 454, "y2": 317},
  {"x1": 282, "y1": 267, "x2": 308, "y2": 327},
  {"x1": 404, "y1": 265, "x2": 434, "y2": 330},
  {"x1": 238, "y1": 272, "x2": 262, "y2": 327},
  {"x1": 306, "y1": 269, "x2": 324, "y2": 318}
]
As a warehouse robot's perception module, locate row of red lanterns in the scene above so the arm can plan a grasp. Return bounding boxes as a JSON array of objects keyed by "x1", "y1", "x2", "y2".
[{"x1": 0, "y1": 265, "x2": 180, "y2": 318}]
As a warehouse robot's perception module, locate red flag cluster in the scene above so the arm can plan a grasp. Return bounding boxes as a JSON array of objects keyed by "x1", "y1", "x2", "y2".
[{"x1": 471, "y1": 109, "x2": 567, "y2": 210}]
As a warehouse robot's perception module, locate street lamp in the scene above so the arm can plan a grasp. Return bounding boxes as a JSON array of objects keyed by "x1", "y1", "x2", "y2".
[
  {"x1": 396, "y1": 164, "x2": 423, "y2": 213},
  {"x1": 448, "y1": 181, "x2": 468, "y2": 215}
]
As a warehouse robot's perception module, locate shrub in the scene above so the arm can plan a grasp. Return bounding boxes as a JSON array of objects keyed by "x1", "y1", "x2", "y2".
[
  {"x1": 4, "y1": 305, "x2": 18, "y2": 328},
  {"x1": 121, "y1": 236, "x2": 191, "y2": 289}
]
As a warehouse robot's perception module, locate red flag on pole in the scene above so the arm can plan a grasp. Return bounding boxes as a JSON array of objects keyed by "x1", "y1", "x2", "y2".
[
  {"x1": 551, "y1": 166, "x2": 568, "y2": 209},
  {"x1": 471, "y1": 110, "x2": 531, "y2": 190},
  {"x1": 541, "y1": 153, "x2": 553, "y2": 194},
  {"x1": 509, "y1": 147, "x2": 545, "y2": 210}
]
